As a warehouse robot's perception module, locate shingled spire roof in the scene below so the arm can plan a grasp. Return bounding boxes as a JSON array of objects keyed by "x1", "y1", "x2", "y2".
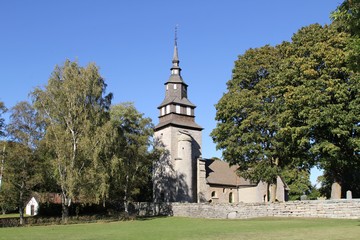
[
  {"x1": 167, "y1": 29, "x2": 187, "y2": 86},
  {"x1": 155, "y1": 29, "x2": 202, "y2": 131}
]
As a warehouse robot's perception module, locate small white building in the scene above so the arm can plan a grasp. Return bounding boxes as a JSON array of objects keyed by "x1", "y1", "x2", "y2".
[
  {"x1": 25, "y1": 196, "x2": 39, "y2": 216},
  {"x1": 25, "y1": 193, "x2": 62, "y2": 216}
]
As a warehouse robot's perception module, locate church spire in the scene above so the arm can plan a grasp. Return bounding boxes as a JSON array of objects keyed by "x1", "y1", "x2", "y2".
[
  {"x1": 155, "y1": 27, "x2": 202, "y2": 132},
  {"x1": 171, "y1": 25, "x2": 181, "y2": 76},
  {"x1": 172, "y1": 25, "x2": 179, "y2": 64}
]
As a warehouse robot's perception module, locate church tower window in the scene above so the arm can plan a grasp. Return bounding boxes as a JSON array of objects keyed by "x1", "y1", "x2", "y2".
[
  {"x1": 176, "y1": 105, "x2": 181, "y2": 114},
  {"x1": 186, "y1": 107, "x2": 191, "y2": 116}
]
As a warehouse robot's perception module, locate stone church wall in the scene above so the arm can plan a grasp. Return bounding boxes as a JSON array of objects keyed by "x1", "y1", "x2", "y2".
[{"x1": 170, "y1": 200, "x2": 360, "y2": 219}]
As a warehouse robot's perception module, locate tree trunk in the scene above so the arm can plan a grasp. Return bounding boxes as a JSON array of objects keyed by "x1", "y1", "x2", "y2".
[
  {"x1": 19, "y1": 207, "x2": 24, "y2": 225},
  {"x1": 270, "y1": 157, "x2": 279, "y2": 203},
  {"x1": 270, "y1": 183, "x2": 277, "y2": 202},
  {"x1": 61, "y1": 193, "x2": 71, "y2": 223},
  {"x1": 265, "y1": 183, "x2": 270, "y2": 203},
  {"x1": 62, "y1": 202, "x2": 69, "y2": 223},
  {"x1": 123, "y1": 173, "x2": 129, "y2": 217},
  {"x1": 19, "y1": 190, "x2": 24, "y2": 225}
]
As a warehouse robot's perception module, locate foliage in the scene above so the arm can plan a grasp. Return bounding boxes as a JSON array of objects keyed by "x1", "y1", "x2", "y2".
[
  {"x1": 31, "y1": 60, "x2": 113, "y2": 222},
  {"x1": 4, "y1": 102, "x2": 44, "y2": 224},
  {"x1": 211, "y1": 14, "x2": 359, "y2": 197},
  {"x1": 211, "y1": 44, "x2": 311, "y2": 201},
  {"x1": 0, "y1": 161, "x2": 17, "y2": 215},
  {"x1": 332, "y1": 0, "x2": 360, "y2": 36},
  {"x1": 281, "y1": 168, "x2": 319, "y2": 200},
  {"x1": 108, "y1": 102, "x2": 155, "y2": 212},
  {"x1": 0, "y1": 102, "x2": 6, "y2": 138}
]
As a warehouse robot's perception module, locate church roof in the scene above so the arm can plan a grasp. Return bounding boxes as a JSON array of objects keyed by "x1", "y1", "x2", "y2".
[
  {"x1": 155, "y1": 117, "x2": 203, "y2": 131},
  {"x1": 158, "y1": 96, "x2": 196, "y2": 108},
  {"x1": 166, "y1": 74, "x2": 188, "y2": 85},
  {"x1": 205, "y1": 159, "x2": 255, "y2": 187}
]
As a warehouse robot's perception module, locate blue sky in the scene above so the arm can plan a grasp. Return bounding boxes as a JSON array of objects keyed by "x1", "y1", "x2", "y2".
[{"x1": 0, "y1": 0, "x2": 342, "y2": 184}]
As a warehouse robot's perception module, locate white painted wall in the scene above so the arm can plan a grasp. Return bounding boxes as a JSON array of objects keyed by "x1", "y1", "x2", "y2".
[{"x1": 25, "y1": 197, "x2": 39, "y2": 216}]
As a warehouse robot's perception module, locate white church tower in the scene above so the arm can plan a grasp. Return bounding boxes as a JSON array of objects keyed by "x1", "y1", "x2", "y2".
[{"x1": 153, "y1": 34, "x2": 202, "y2": 203}]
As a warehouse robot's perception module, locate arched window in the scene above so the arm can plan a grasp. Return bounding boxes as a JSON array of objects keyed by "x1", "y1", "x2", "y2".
[{"x1": 211, "y1": 191, "x2": 217, "y2": 198}]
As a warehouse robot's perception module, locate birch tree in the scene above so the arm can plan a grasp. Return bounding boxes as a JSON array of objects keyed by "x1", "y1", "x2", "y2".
[
  {"x1": 6, "y1": 101, "x2": 43, "y2": 224},
  {"x1": 108, "y1": 103, "x2": 154, "y2": 214},
  {"x1": 32, "y1": 60, "x2": 112, "y2": 222}
]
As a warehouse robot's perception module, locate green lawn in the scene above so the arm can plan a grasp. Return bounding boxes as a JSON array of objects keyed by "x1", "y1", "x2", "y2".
[
  {"x1": 0, "y1": 217, "x2": 359, "y2": 240},
  {"x1": 0, "y1": 214, "x2": 20, "y2": 219}
]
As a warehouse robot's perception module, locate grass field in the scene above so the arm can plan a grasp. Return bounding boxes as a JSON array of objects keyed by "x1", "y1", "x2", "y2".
[
  {"x1": 0, "y1": 217, "x2": 359, "y2": 240},
  {"x1": 0, "y1": 214, "x2": 19, "y2": 219}
]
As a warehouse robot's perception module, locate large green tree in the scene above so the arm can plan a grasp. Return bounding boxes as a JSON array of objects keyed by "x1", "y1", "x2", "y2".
[
  {"x1": 5, "y1": 101, "x2": 43, "y2": 224},
  {"x1": 212, "y1": 4, "x2": 359, "y2": 199},
  {"x1": 32, "y1": 60, "x2": 113, "y2": 222},
  {"x1": 280, "y1": 23, "x2": 359, "y2": 198},
  {"x1": 108, "y1": 102, "x2": 155, "y2": 213},
  {"x1": 211, "y1": 45, "x2": 303, "y2": 202},
  {"x1": 0, "y1": 141, "x2": 17, "y2": 215}
]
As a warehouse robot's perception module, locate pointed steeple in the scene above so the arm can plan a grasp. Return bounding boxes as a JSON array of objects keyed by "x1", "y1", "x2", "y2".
[
  {"x1": 155, "y1": 28, "x2": 202, "y2": 131},
  {"x1": 172, "y1": 26, "x2": 179, "y2": 64},
  {"x1": 170, "y1": 26, "x2": 182, "y2": 78}
]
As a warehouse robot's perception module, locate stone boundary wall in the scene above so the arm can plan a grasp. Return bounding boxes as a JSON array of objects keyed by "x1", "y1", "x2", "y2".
[{"x1": 170, "y1": 200, "x2": 360, "y2": 219}]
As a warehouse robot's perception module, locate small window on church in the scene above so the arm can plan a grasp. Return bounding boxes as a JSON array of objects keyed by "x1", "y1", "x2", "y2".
[
  {"x1": 161, "y1": 107, "x2": 165, "y2": 116},
  {"x1": 186, "y1": 107, "x2": 191, "y2": 115},
  {"x1": 174, "y1": 84, "x2": 177, "y2": 90},
  {"x1": 229, "y1": 192, "x2": 234, "y2": 203},
  {"x1": 166, "y1": 105, "x2": 170, "y2": 114},
  {"x1": 176, "y1": 105, "x2": 180, "y2": 114},
  {"x1": 166, "y1": 85, "x2": 169, "y2": 90},
  {"x1": 211, "y1": 191, "x2": 217, "y2": 198}
]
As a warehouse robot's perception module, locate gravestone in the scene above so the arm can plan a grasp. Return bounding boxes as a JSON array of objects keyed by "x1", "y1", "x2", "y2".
[
  {"x1": 346, "y1": 190, "x2": 352, "y2": 199},
  {"x1": 331, "y1": 182, "x2": 341, "y2": 199},
  {"x1": 300, "y1": 195, "x2": 307, "y2": 201},
  {"x1": 227, "y1": 211, "x2": 237, "y2": 219}
]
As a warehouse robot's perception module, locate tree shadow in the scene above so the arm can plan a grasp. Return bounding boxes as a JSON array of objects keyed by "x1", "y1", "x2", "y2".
[{"x1": 152, "y1": 136, "x2": 193, "y2": 203}]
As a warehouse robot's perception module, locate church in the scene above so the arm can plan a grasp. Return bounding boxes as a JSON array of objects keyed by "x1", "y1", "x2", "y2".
[{"x1": 153, "y1": 38, "x2": 288, "y2": 204}]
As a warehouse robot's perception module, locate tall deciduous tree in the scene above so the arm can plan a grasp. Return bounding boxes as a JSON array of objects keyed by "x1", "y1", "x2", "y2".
[
  {"x1": 6, "y1": 101, "x2": 43, "y2": 224},
  {"x1": 280, "y1": 23, "x2": 359, "y2": 198},
  {"x1": 108, "y1": 102, "x2": 154, "y2": 214},
  {"x1": 0, "y1": 102, "x2": 6, "y2": 192},
  {"x1": 0, "y1": 141, "x2": 17, "y2": 215},
  {"x1": 31, "y1": 60, "x2": 112, "y2": 222},
  {"x1": 330, "y1": 1, "x2": 360, "y2": 197},
  {"x1": 211, "y1": 45, "x2": 297, "y2": 202},
  {"x1": 0, "y1": 102, "x2": 6, "y2": 138},
  {"x1": 212, "y1": 18, "x2": 359, "y2": 200}
]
